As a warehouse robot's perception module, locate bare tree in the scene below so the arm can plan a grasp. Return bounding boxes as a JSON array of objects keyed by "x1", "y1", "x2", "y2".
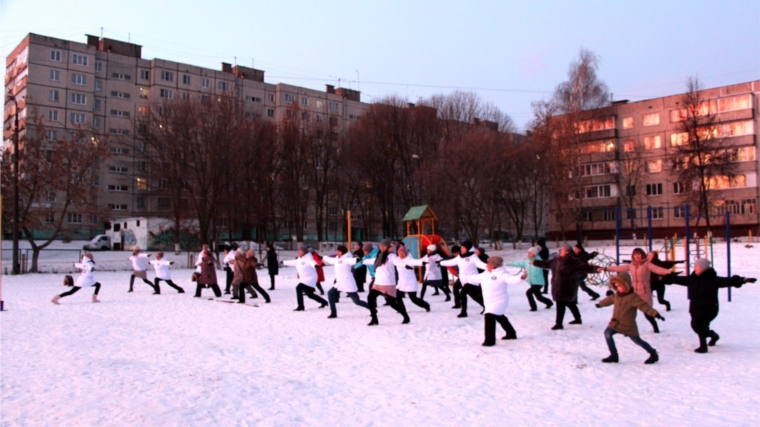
[{"x1": 615, "y1": 140, "x2": 647, "y2": 228}]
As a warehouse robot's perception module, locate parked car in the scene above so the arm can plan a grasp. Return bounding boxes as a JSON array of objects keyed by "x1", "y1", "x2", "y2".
[{"x1": 83, "y1": 234, "x2": 111, "y2": 251}]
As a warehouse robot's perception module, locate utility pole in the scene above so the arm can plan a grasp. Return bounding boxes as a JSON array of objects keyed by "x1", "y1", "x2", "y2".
[{"x1": 7, "y1": 91, "x2": 20, "y2": 275}]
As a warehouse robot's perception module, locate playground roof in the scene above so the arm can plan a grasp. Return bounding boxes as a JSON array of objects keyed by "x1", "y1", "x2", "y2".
[{"x1": 402, "y1": 205, "x2": 437, "y2": 222}]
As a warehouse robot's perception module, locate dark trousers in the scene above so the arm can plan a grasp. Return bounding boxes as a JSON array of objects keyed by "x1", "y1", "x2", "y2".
[
  {"x1": 651, "y1": 282, "x2": 670, "y2": 307},
  {"x1": 129, "y1": 274, "x2": 155, "y2": 292},
  {"x1": 542, "y1": 270, "x2": 549, "y2": 293},
  {"x1": 484, "y1": 313, "x2": 516, "y2": 345},
  {"x1": 60, "y1": 283, "x2": 101, "y2": 298},
  {"x1": 691, "y1": 307, "x2": 719, "y2": 346},
  {"x1": 645, "y1": 314, "x2": 659, "y2": 332},
  {"x1": 459, "y1": 283, "x2": 484, "y2": 315},
  {"x1": 555, "y1": 301, "x2": 581, "y2": 325},
  {"x1": 269, "y1": 274, "x2": 276, "y2": 290},
  {"x1": 315, "y1": 282, "x2": 325, "y2": 295},
  {"x1": 397, "y1": 291, "x2": 430, "y2": 312},
  {"x1": 241, "y1": 282, "x2": 269, "y2": 303},
  {"x1": 420, "y1": 279, "x2": 450, "y2": 299},
  {"x1": 225, "y1": 267, "x2": 233, "y2": 293},
  {"x1": 354, "y1": 271, "x2": 366, "y2": 292},
  {"x1": 195, "y1": 283, "x2": 222, "y2": 298},
  {"x1": 452, "y1": 279, "x2": 463, "y2": 308},
  {"x1": 526, "y1": 285, "x2": 552, "y2": 310},
  {"x1": 367, "y1": 289, "x2": 408, "y2": 321},
  {"x1": 605, "y1": 328, "x2": 655, "y2": 354},
  {"x1": 328, "y1": 287, "x2": 369, "y2": 316},
  {"x1": 154, "y1": 278, "x2": 184, "y2": 294},
  {"x1": 296, "y1": 283, "x2": 328, "y2": 309},
  {"x1": 578, "y1": 278, "x2": 600, "y2": 299}
]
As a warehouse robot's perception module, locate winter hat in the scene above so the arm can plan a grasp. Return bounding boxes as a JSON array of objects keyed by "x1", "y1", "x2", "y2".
[
  {"x1": 380, "y1": 238, "x2": 392, "y2": 247},
  {"x1": 450, "y1": 245, "x2": 461, "y2": 254},
  {"x1": 461, "y1": 240, "x2": 473, "y2": 252},
  {"x1": 487, "y1": 256, "x2": 504, "y2": 268},
  {"x1": 427, "y1": 244, "x2": 437, "y2": 252},
  {"x1": 574, "y1": 243, "x2": 585, "y2": 252},
  {"x1": 298, "y1": 245, "x2": 308, "y2": 253},
  {"x1": 246, "y1": 249, "x2": 255, "y2": 258},
  {"x1": 528, "y1": 246, "x2": 541, "y2": 257},
  {"x1": 694, "y1": 257, "x2": 712, "y2": 270},
  {"x1": 560, "y1": 243, "x2": 573, "y2": 252},
  {"x1": 609, "y1": 272, "x2": 632, "y2": 292}
]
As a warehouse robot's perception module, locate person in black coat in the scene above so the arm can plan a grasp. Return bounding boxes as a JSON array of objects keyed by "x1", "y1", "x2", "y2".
[
  {"x1": 475, "y1": 246, "x2": 488, "y2": 273},
  {"x1": 661, "y1": 258, "x2": 755, "y2": 353},
  {"x1": 537, "y1": 238, "x2": 550, "y2": 294},
  {"x1": 352, "y1": 242, "x2": 367, "y2": 292},
  {"x1": 532, "y1": 243, "x2": 601, "y2": 330},
  {"x1": 648, "y1": 250, "x2": 683, "y2": 312},
  {"x1": 265, "y1": 242, "x2": 279, "y2": 290},
  {"x1": 573, "y1": 244, "x2": 601, "y2": 300}
]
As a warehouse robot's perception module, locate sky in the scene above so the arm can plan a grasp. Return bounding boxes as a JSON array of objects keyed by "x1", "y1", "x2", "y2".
[{"x1": 2, "y1": 0, "x2": 759, "y2": 131}]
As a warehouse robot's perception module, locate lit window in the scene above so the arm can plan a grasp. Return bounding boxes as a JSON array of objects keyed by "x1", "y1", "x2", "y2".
[
  {"x1": 139, "y1": 88, "x2": 149, "y2": 99},
  {"x1": 670, "y1": 132, "x2": 688, "y2": 146},
  {"x1": 622, "y1": 117, "x2": 633, "y2": 129},
  {"x1": 643, "y1": 136, "x2": 661, "y2": 150},
  {"x1": 136, "y1": 178, "x2": 147, "y2": 189},
  {"x1": 643, "y1": 113, "x2": 660, "y2": 127},
  {"x1": 623, "y1": 139, "x2": 634, "y2": 152},
  {"x1": 646, "y1": 160, "x2": 662, "y2": 173}
]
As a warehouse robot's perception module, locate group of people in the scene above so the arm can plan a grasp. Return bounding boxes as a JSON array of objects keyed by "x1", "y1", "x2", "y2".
[{"x1": 50, "y1": 237, "x2": 755, "y2": 365}]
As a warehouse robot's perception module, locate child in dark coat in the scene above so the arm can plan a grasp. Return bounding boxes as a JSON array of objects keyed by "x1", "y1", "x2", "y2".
[
  {"x1": 596, "y1": 272, "x2": 663, "y2": 364},
  {"x1": 662, "y1": 258, "x2": 755, "y2": 353}
]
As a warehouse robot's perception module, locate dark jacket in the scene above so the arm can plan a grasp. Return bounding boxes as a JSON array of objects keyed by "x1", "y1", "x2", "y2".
[
  {"x1": 533, "y1": 255, "x2": 598, "y2": 302},
  {"x1": 663, "y1": 268, "x2": 744, "y2": 314},
  {"x1": 649, "y1": 258, "x2": 680, "y2": 289},
  {"x1": 352, "y1": 248, "x2": 367, "y2": 284},
  {"x1": 266, "y1": 245, "x2": 278, "y2": 275}
]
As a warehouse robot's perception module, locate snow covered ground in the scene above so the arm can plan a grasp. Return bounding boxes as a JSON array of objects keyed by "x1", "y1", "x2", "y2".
[{"x1": 2, "y1": 242, "x2": 760, "y2": 426}]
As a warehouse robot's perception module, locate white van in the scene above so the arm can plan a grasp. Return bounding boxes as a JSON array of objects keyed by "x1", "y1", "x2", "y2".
[{"x1": 83, "y1": 234, "x2": 111, "y2": 251}]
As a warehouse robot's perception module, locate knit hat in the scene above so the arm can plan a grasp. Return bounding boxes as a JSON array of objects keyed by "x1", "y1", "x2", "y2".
[
  {"x1": 560, "y1": 243, "x2": 573, "y2": 252},
  {"x1": 298, "y1": 245, "x2": 308, "y2": 253},
  {"x1": 609, "y1": 272, "x2": 632, "y2": 293},
  {"x1": 427, "y1": 244, "x2": 437, "y2": 252},
  {"x1": 380, "y1": 238, "x2": 392, "y2": 247},
  {"x1": 461, "y1": 240, "x2": 473, "y2": 252},
  {"x1": 528, "y1": 246, "x2": 541, "y2": 257},
  {"x1": 487, "y1": 256, "x2": 504, "y2": 268},
  {"x1": 694, "y1": 257, "x2": 712, "y2": 270}
]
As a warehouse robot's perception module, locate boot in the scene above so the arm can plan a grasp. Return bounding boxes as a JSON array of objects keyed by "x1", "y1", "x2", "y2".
[
  {"x1": 664, "y1": 301, "x2": 671, "y2": 312},
  {"x1": 551, "y1": 324, "x2": 564, "y2": 330},
  {"x1": 694, "y1": 346, "x2": 708, "y2": 354},
  {"x1": 708, "y1": 331, "x2": 720, "y2": 347},
  {"x1": 368, "y1": 316, "x2": 379, "y2": 326},
  {"x1": 51, "y1": 295, "x2": 61, "y2": 305},
  {"x1": 481, "y1": 341, "x2": 495, "y2": 347},
  {"x1": 546, "y1": 301, "x2": 553, "y2": 309},
  {"x1": 92, "y1": 294, "x2": 100, "y2": 303},
  {"x1": 569, "y1": 319, "x2": 582, "y2": 325},
  {"x1": 401, "y1": 314, "x2": 410, "y2": 324},
  {"x1": 457, "y1": 312, "x2": 468, "y2": 318},
  {"x1": 501, "y1": 334, "x2": 517, "y2": 340},
  {"x1": 695, "y1": 335, "x2": 709, "y2": 353},
  {"x1": 327, "y1": 314, "x2": 337, "y2": 319},
  {"x1": 644, "y1": 351, "x2": 659, "y2": 364},
  {"x1": 602, "y1": 353, "x2": 619, "y2": 363}
]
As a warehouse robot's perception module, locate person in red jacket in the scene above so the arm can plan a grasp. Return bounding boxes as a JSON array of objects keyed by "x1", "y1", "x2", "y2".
[{"x1": 310, "y1": 246, "x2": 326, "y2": 296}]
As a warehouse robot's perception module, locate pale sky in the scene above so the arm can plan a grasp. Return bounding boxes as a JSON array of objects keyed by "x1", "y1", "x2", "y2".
[{"x1": 2, "y1": 0, "x2": 759, "y2": 130}]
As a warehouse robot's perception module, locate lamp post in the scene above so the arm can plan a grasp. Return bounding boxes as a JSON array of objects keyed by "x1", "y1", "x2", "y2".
[{"x1": 7, "y1": 91, "x2": 20, "y2": 275}]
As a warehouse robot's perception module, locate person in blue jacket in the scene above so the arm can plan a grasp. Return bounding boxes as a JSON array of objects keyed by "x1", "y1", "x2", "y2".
[{"x1": 507, "y1": 246, "x2": 553, "y2": 311}]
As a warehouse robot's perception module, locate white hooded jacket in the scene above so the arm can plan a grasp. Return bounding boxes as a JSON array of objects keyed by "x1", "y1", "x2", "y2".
[
  {"x1": 74, "y1": 255, "x2": 97, "y2": 288},
  {"x1": 460, "y1": 268, "x2": 522, "y2": 315},
  {"x1": 283, "y1": 255, "x2": 319, "y2": 288},
  {"x1": 322, "y1": 253, "x2": 358, "y2": 292}
]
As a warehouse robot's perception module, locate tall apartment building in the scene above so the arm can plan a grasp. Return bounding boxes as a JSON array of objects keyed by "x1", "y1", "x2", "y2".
[
  {"x1": 4, "y1": 33, "x2": 368, "y2": 235},
  {"x1": 549, "y1": 80, "x2": 759, "y2": 239}
]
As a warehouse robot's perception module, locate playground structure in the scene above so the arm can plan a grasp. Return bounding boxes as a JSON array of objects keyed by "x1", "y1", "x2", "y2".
[{"x1": 400, "y1": 206, "x2": 449, "y2": 282}]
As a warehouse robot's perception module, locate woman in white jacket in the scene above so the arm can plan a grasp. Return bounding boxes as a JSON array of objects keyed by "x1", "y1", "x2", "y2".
[
  {"x1": 440, "y1": 240, "x2": 487, "y2": 318},
  {"x1": 52, "y1": 253, "x2": 102, "y2": 304},
  {"x1": 362, "y1": 238, "x2": 410, "y2": 326},
  {"x1": 282, "y1": 245, "x2": 328, "y2": 311},
  {"x1": 393, "y1": 246, "x2": 431, "y2": 313},
  {"x1": 418, "y1": 244, "x2": 451, "y2": 301},
  {"x1": 150, "y1": 252, "x2": 185, "y2": 294},
  {"x1": 460, "y1": 256, "x2": 522, "y2": 346},
  {"x1": 322, "y1": 245, "x2": 371, "y2": 319}
]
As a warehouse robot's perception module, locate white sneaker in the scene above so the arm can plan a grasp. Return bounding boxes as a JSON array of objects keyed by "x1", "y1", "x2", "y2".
[
  {"x1": 92, "y1": 295, "x2": 101, "y2": 303},
  {"x1": 51, "y1": 295, "x2": 61, "y2": 305}
]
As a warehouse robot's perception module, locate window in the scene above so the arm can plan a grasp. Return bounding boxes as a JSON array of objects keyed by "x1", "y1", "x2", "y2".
[
  {"x1": 108, "y1": 204, "x2": 128, "y2": 211},
  {"x1": 643, "y1": 113, "x2": 659, "y2": 126},
  {"x1": 217, "y1": 81, "x2": 229, "y2": 91},
  {"x1": 718, "y1": 94, "x2": 752, "y2": 112},
  {"x1": 574, "y1": 117, "x2": 615, "y2": 133},
  {"x1": 44, "y1": 212, "x2": 55, "y2": 223},
  {"x1": 95, "y1": 62, "x2": 103, "y2": 72},
  {"x1": 623, "y1": 139, "x2": 635, "y2": 152},
  {"x1": 140, "y1": 70, "x2": 149, "y2": 80},
  {"x1": 582, "y1": 139, "x2": 615, "y2": 153},
  {"x1": 643, "y1": 136, "x2": 661, "y2": 150},
  {"x1": 138, "y1": 106, "x2": 148, "y2": 116},
  {"x1": 70, "y1": 93, "x2": 87, "y2": 105},
  {"x1": 602, "y1": 210, "x2": 614, "y2": 221},
  {"x1": 267, "y1": 93, "x2": 275, "y2": 102},
  {"x1": 49, "y1": 70, "x2": 60, "y2": 81},
  {"x1": 71, "y1": 73, "x2": 87, "y2": 86},
  {"x1": 158, "y1": 179, "x2": 169, "y2": 189},
  {"x1": 72, "y1": 54, "x2": 88, "y2": 66},
  {"x1": 67, "y1": 213, "x2": 82, "y2": 223},
  {"x1": 302, "y1": 112, "x2": 309, "y2": 121},
  {"x1": 136, "y1": 178, "x2": 147, "y2": 189},
  {"x1": 349, "y1": 114, "x2": 360, "y2": 120},
  {"x1": 720, "y1": 120, "x2": 754, "y2": 137},
  {"x1": 246, "y1": 96, "x2": 262, "y2": 102},
  {"x1": 329, "y1": 117, "x2": 339, "y2": 127},
  {"x1": 160, "y1": 70, "x2": 174, "y2": 81},
  {"x1": 94, "y1": 99, "x2": 102, "y2": 110},
  {"x1": 50, "y1": 50, "x2": 61, "y2": 62},
  {"x1": 652, "y1": 207, "x2": 665, "y2": 220},
  {"x1": 159, "y1": 89, "x2": 173, "y2": 99},
  {"x1": 139, "y1": 88, "x2": 148, "y2": 99},
  {"x1": 47, "y1": 130, "x2": 58, "y2": 141},
  {"x1": 670, "y1": 101, "x2": 717, "y2": 122},
  {"x1": 267, "y1": 109, "x2": 274, "y2": 117},
  {"x1": 329, "y1": 102, "x2": 339, "y2": 111},
  {"x1": 137, "y1": 161, "x2": 147, "y2": 171},
  {"x1": 181, "y1": 92, "x2": 189, "y2": 101},
  {"x1": 301, "y1": 97, "x2": 309, "y2": 106},
  {"x1": 182, "y1": 74, "x2": 191, "y2": 85},
  {"x1": 622, "y1": 117, "x2": 633, "y2": 129},
  {"x1": 48, "y1": 110, "x2": 59, "y2": 121},
  {"x1": 673, "y1": 182, "x2": 686, "y2": 194},
  {"x1": 94, "y1": 80, "x2": 102, "y2": 91},
  {"x1": 92, "y1": 174, "x2": 99, "y2": 186},
  {"x1": 742, "y1": 199, "x2": 757, "y2": 215},
  {"x1": 584, "y1": 185, "x2": 611, "y2": 199},
  {"x1": 47, "y1": 89, "x2": 59, "y2": 102},
  {"x1": 137, "y1": 197, "x2": 146, "y2": 208},
  {"x1": 582, "y1": 211, "x2": 593, "y2": 222},
  {"x1": 626, "y1": 185, "x2": 636, "y2": 197},
  {"x1": 201, "y1": 78, "x2": 210, "y2": 88},
  {"x1": 108, "y1": 165, "x2": 128, "y2": 173},
  {"x1": 70, "y1": 113, "x2": 86, "y2": 124},
  {"x1": 731, "y1": 147, "x2": 756, "y2": 162},
  {"x1": 705, "y1": 174, "x2": 747, "y2": 190},
  {"x1": 626, "y1": 209, "x2": 637, "y2": 220},
  {"x1": 674, "y1": 206, "x2": 687, "y2": 218},
  {"x1": 646, "y1": 183, "x2": 663, "y2": 196},
  {"x1": 157, "y1": 197, "x2": 170, "y2": 209},
  {"x1": 110, "y1": 109, "x2": 130, "y2": 117},
  {"x1": 285, "y1": 94, "x2": 295, "y2": 103},
  {"x1": 646, "y1": 160, "x2": 662, "y2": 173},
  {"x1": 92, "y1": 118, "x2": 100, "y2": 128},
  {"x1": 111, "y1": 90, "x2": 130, "y2": 99},
  {"x1": 111, "y1": 72, "x2": 131, "y2": 80},
  {"x1": 107, "y1": 185, "x2": 129, "y2": 192},
  {"x1": 576, "y1": 162, "x2": 612, "y2": 177}
]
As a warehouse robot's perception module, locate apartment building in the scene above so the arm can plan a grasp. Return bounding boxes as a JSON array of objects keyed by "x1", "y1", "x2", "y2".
[
  {"x1": 4, "y1": 33, "x2": 368, "y2": 235},
  {"x1": 550, "y1": 80, "x2": 759, "y2": 239}
]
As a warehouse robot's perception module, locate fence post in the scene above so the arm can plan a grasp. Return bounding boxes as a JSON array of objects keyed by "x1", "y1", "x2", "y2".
[{"x1": 726, "y1": 210, "x2": 732, "y2": 302}]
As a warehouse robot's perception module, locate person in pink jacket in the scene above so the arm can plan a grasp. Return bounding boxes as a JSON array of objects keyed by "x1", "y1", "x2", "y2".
[{"x1": 603, "y1": 248, "x2": 672, "y2": 333}]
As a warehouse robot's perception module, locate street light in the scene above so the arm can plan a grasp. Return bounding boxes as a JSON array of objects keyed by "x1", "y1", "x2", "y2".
[{"x1": 6, "y1": 90, "x2": 20, "y2": 275}]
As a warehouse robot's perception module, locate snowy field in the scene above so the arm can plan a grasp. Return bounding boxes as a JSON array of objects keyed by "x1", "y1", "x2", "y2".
[{"x1": 2, "y1": 241, "x2": 760, "y2": 426}]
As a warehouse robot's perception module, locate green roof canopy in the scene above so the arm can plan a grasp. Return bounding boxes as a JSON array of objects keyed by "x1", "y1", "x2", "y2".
[{"x1": 402, "y1": 205, "x2": 438, "y2": 222}]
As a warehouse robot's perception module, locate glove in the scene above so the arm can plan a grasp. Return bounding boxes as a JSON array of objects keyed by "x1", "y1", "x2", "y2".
[
  {"x1": 656, "y1": 315, "x2": 665, "y2": 321},
  {"x1": 590, "y1": 252, "x2": 598, "y2": 257},
  {"x1": 595, "y1": 304, "x2": 601, "y2": 308},
  {"x1": 674, "y1": 260, "x2": 685, "y2": 264},
  {"x1": 746, "y1": 278, "x2": 757, "y2": 283},
  {"x1": 405, "y1": 266, "x2": 414, "y2": 270},
  {"x1": 170, "y1": 262, "x2": 175, "y2": 265}
]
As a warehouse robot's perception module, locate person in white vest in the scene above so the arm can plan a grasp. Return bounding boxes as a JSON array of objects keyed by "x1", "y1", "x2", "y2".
[
  {"x1": 52, "y1": 253, "x2": 102, "y2": 304},
  {"x1": 322, "y1": 245, "x2": 371, "y2": 318},
  {"x1": 362, "y1": 238, "x2": 410, "y2": 326},
  {"x1": 128, "y1": 248, "x2": 157, "y2": 293},
  {"x1": 150, "y1": 252, "x2": 185, "y2": 294},
  {"x1": 418, "y1": 244, "x2": 451, "y2": 301},
  {"x1": 460, "y1": 256, "x2": 522, "y2": 346},
  {"x1": 392, "y1": 246, "x2": 431, "y2": 313},
  {"x1": 283, "y1": 245, "x2": 328, "y2": 311},
  {"x1": 440, "y1": 240, "x2": 486, "y2": 318},
  {"x1": 222, "y1": 245, "x2": 237, "y2": 295}
]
